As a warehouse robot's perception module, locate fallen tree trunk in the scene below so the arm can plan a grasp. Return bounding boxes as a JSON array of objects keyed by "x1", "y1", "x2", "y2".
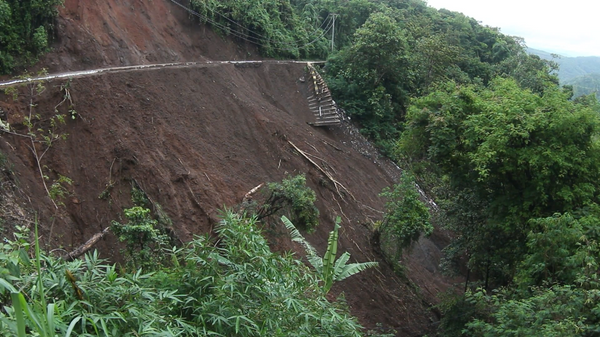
[
  {"x1": 63, "y1": 227, "x2": 110, "y2": 261},
  {"x1": 288, "y1": 140, "x2": 355, "y2": 201}
]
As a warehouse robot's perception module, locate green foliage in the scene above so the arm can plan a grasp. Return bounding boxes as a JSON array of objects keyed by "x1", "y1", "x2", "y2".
[
  {"x1": 495, "y1": 50, "x2": 560, "y2": 94},
  {"x1": 131, "y1": 182, "x2": 150, "y2": 208},
  {"x1": 517, "y1": 212, "x2": 600, "y2": 290},
  {"x1": 0, "y1": 211, "x2": 368, "y2": 336},
  {"x1": 189, "y1": 0, "x2": 329, "y2": 59},
  {"x1": 0, "y1": 0, "x2": 64, "y2": 74},
  {"x1": 565, "y1": 73, "x2": 600, "y2": 99},
  {"x1": 400, "y1": 77, "x2": 600, "y2": 284},
  {"x1": 282, "y1": 215, "x2": 378, "y2": 293},
  {"x1": 438, "y1": 212, "x2": 600, "y2": 335},
  {"x1": 325, "y1": 11, "x2": 409, "y2": 153},
  {"x1": 48, "y1": 174, "x2": 72, "y2": 205},
  {"x1": 455, "y1": 212, "x2": 600, "y2": 336},
  {"x1": 111, "y1": 206, "x2": 169, "y2": 270},
  {"x1": 260, "y1": 174, "x2": 320, "y2": 232},
  {"x1": 0, "y1": 222, "x2": 80, "y2": 337},
  {"x1": 463, "y1": 285, "x2": 600, "y2": 337},
  {"x1": 378, "y1": 172, "x2": 432, "y2": 264}
]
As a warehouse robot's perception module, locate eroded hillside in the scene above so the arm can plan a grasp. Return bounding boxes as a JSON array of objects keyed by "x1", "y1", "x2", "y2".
[{"x1": 0, "y1": 1, "x2": 457, "y2": 335}]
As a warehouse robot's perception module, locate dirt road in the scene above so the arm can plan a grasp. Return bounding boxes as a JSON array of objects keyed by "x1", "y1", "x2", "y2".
[{"x1": 0, "y1": 60, "x2": 324, "y2": 88}]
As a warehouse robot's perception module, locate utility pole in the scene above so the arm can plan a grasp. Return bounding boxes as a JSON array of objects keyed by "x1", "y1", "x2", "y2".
[{"x1": 331, "y1": 13, "x2": 338, "y2": 51}]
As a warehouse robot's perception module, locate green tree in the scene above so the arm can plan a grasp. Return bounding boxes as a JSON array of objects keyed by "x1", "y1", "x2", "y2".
[
  {"x1": 455, "y1": 212, "x2": 600, "y2": 336},
  {"x1": 408, "y1": 34, "x2": 460, "y2": 94},
  {"x1": 189, "y1": 0, "x2": 329, "y2": 58},
  {"x1": 378, "y1": 172, "x2": 432, "y2": 265},
  {"x1": 111, "y1": 206, "x2": 169, "y2": 269},
  {"x1": 400, "y1": 77, "x2": 600, "y2": 284},
  {"x1": 326, "y1": 11, "x2": 409, "y2": 152}
]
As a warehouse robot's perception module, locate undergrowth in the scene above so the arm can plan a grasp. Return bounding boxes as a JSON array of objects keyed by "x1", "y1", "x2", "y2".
[{"x1": 0, "y1": 211, "x2": 373, "y2": 336}]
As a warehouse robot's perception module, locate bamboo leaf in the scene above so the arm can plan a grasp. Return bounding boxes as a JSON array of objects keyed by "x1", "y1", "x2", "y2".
[
  {"x1": 10, "y1": 292, "x2": 26, "y2": 337},
  {"x1": 0, "y1": 278, "x2": 18, "y2": 293},
  {"x1": 65, "y1": 316, "x2": 82, "y2": 337},
  {"x1": 47, "y1": 303, "x2": 56, "y2": 335}
]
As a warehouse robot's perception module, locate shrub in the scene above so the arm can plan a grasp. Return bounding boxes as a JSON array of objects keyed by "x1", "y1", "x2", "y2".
[
  {"x1": 110, "y1": 206, "x2": 169, "y2": 269},
  {"x1": 258, "y1": 174, "x2": 320, "y2": 232},
  {"x1": 378, "y1": 172, "x2": 433, "y2": 264}
]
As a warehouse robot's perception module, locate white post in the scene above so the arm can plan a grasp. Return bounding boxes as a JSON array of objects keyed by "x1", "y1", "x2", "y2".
[{"x1": 331, "y1": 14, "x2": 337, "y2": 51}]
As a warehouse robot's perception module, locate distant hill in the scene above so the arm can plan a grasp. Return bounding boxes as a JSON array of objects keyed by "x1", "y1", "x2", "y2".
[
  {"x1": 528, "y1": 48, "x2": 600, "y2": 83},
  {"x1": 528, "y1": 48, "x2": 600, "y2": 98},
  {"x1": 564, "y1": 73, "x2": 600, "y2": 99}
]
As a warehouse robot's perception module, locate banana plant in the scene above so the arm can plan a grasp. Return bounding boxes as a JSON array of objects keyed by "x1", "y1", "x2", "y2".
[{"x1": 282, "y1": 216, "x2": 378, "y2": 293}]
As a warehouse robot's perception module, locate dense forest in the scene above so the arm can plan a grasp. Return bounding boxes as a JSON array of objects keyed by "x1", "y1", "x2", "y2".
[
  {"x1": 0, "y1": 0, "x2": 63, "y2": 74},
  {"x1": 2, "y1": 0, "x2": 600, "y2": 335}
]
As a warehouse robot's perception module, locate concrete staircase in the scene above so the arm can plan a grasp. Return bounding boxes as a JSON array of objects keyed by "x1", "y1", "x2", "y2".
[{"x1": 305, "y1": 63, "x2": 341, "y2": 127}]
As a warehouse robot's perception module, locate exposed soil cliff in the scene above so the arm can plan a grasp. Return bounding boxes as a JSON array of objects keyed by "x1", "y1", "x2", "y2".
[{"x1": 0, "y1": 1, "x2": 458, "y2": 335}]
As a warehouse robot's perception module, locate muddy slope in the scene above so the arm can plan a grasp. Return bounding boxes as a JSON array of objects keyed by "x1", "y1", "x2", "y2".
[{"x1": 0, "y1": 1, "x2": 458, "y2": 335}]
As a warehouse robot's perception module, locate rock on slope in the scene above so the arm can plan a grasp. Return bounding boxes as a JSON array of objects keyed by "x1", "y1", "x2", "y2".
[{"x1": 0, "y1": 0, "x2": 457, "y2": 335}]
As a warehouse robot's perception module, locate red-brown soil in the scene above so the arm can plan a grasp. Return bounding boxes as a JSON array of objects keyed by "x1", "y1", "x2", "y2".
[{"x1": 0, "y1": 1, "x2": 460, "y2": 335}]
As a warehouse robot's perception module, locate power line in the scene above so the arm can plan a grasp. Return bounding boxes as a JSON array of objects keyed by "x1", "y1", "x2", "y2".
[
  {"x1": 195, "y1": 0, "x2": 331, "y2": 43},
  {"x1": 167, "y1": 0, "x2": 333, "y2": 52}
]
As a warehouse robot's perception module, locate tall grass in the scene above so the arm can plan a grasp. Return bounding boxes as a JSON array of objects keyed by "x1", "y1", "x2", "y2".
[{"x1": 0, "y1": 210, "x2": 373, "y2": 336}]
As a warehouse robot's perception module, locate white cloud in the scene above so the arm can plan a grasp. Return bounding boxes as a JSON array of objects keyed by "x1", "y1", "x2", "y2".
[{"x1": 425, "y1": 0, "x2": 600, "y2": 56}]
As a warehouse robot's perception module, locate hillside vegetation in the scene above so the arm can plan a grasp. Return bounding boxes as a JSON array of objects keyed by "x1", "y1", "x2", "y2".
[
  {"x1": 2, "y1": 0, "x2": 600, "y2": 336},
  {"x1": 529, "y1": 48, "x2": 600, "y2": 82},
  {"x1": 0, "y1": 0, "x2": 63, "y2": 74},
  {"x1": 565, "y1": 73, "x2": 600, "y2": 99},
  {"x1": 528, "y1": 48, "x2": 600, "y2": 98}
]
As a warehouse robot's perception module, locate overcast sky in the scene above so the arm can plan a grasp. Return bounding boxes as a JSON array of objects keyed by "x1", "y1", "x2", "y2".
[{"x1": 425, "y1": 0, "x2": 599, "y2": 57}]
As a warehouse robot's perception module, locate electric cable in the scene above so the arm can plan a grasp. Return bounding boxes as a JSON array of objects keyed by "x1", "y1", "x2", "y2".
[
  {"x1": 167, "y1": 0, "x2": 333, "y2": 51},
  {"x1": 200, "y1": 1, "x2": 331, "y2": 43},
  {"x1": 179, "y1": 0, "x2": 333, "y2": 49}
]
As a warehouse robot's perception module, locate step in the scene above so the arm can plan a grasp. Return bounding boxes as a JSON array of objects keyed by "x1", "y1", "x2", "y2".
[
  {"x1": 308, "y1": 100, "x2": 334, "y2": 106},
  {"x1": 308, "y1": 102, "x2": 335, "y2": 109},
  {"x1": 310, "y1": 108, "x2": 336, "y2": 115},
  {"x1": 314, "y1": 115, "x2": 340, "y2": 121},
  {"x1": 311, "y1": 109, "x2": 337, "y2": 117},
  {"x1": 308, "y1": 94, "x2": 332, "y2": 102},
  {"x1": 308, "y1": 99, "x2": 333, "y2": 106},
  {"x1": 312, "y1": 120, "x2": 341, "y2": 127},
  {"x1": 311, "y1": 108, "x2": 337, "y2": 115}
]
